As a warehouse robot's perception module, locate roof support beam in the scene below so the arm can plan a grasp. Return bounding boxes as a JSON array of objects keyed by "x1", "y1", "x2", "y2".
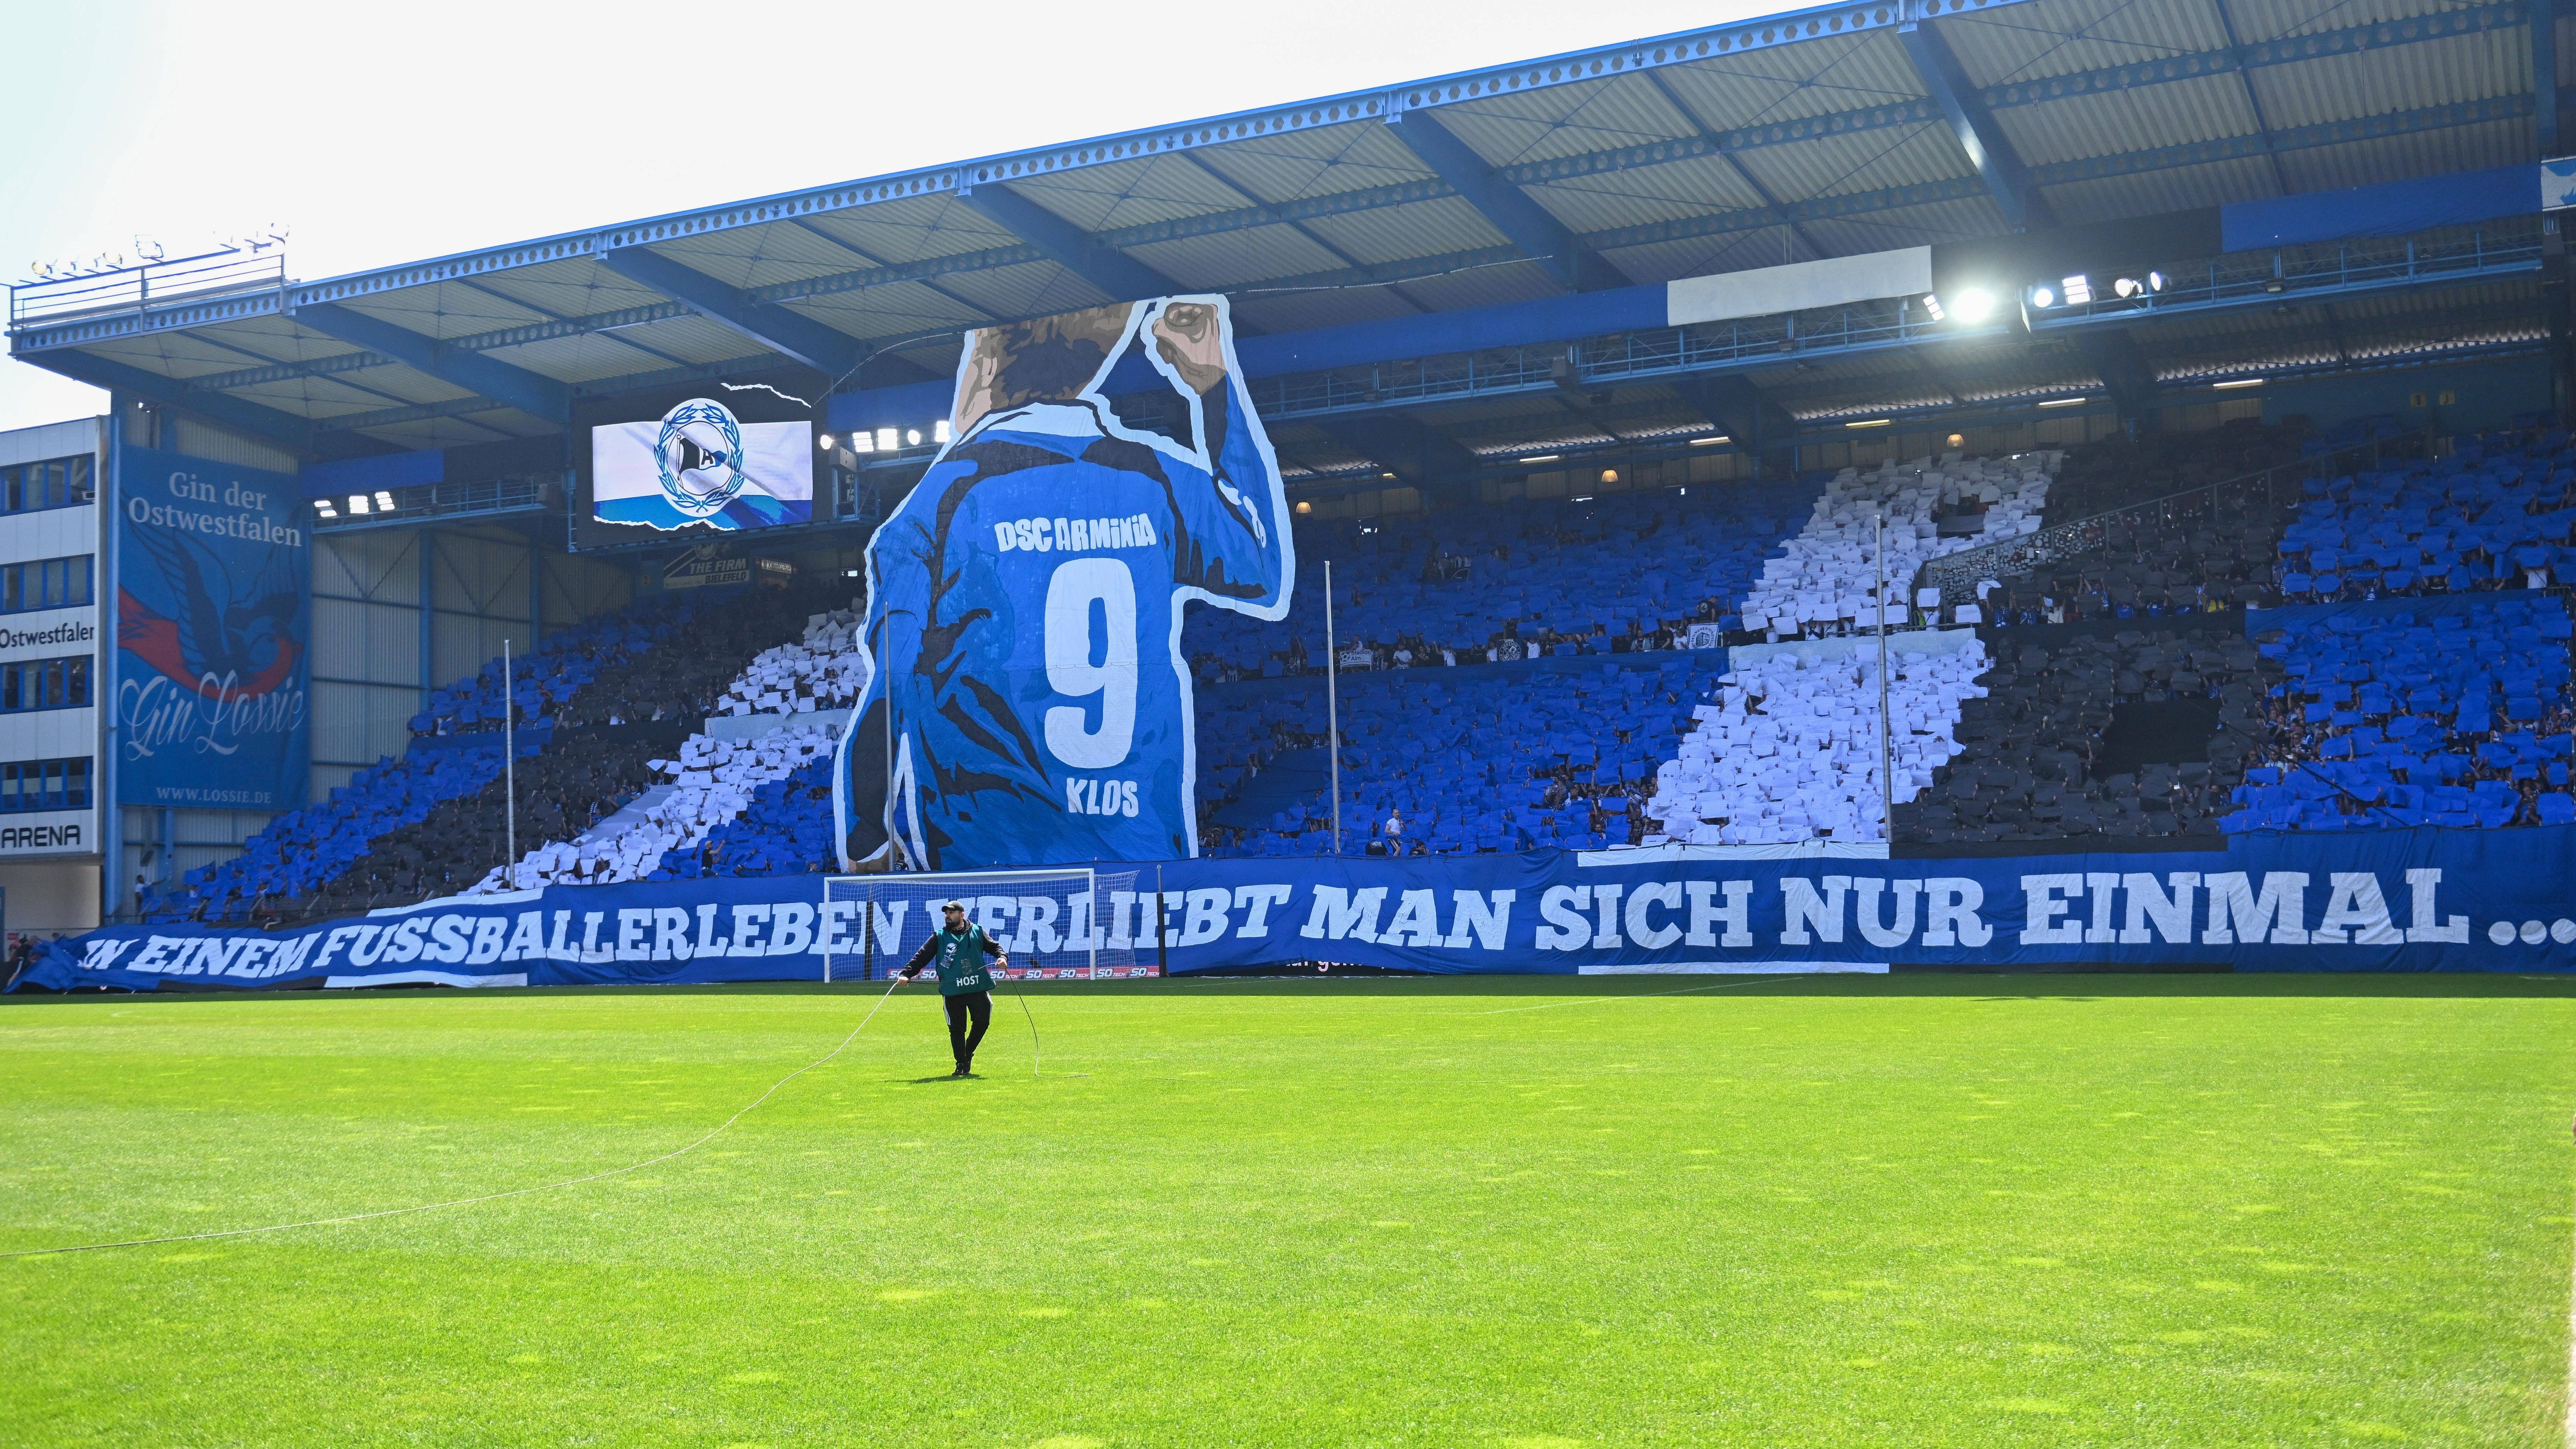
[
  {"x1": 1381, "y1": 108, "x2": 1625, "y2": 292},
  {"x1": 1314, "y1": 413, "x2": 1483, "y2": 501},
  {"x1": 2066, "y1": 328, "x2": 2157, "y2": 421},
  {"x1": 289, "y1": 302, "x2": 572, "y2": 424},
  {"x1": 592, "y1": 245, "x2": 867, "y2": 377},
  {"x1": 1672, "y1": 374, "x2": 1798, "y2": 479},
  {"x1": 1899, "y1": 17, "x2": 2053, "y2": 232},
  {"x1": 32, "y1": 350, "x2": 315, "y2": 456},
  {"x1": 952, "y1": 183, "x2": 1184, "y2": 301},
  {"x1": 2538, "y1": 0, "x2": 2564, "y2": 156}
]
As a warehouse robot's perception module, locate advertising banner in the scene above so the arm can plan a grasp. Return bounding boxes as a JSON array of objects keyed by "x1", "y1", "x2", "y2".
[
  {"x1": 113, "y1": 445, "x2": 309, "y2": 811},
  {"x1": 24, "y1": 826, "x2": 2576, "y2": 993},
  {"x1": 662, "y1": 545, "x2": 750, "y2": 591},
  {"x1": 832, "y1": 296, "x2": 1294, "y2": 872}
]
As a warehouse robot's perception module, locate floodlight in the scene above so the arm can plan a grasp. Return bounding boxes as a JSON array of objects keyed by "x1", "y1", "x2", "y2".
[
  {"x1": 311, "y1": 499, "x2": 334, "y2": 516},
  {"x1": 2029, "y1": 284, "x2": 2057, "y2": 309},
  {"x1": 906, "y1": 429, "x2": 922, "y2": 447},
  {"x1": 373, "y1": 491, "x2": 395, "y2": 510},
  {"x1": 851, "y1": 431, "x2": 875, "y2": 454},
  {"x1": 1921, "y1": 292, "x2": 1945, "y2": 322},
  {"x1": 347, "y1": 494, "x2": 370, "y2": 516},
  {"x1": 933, "y1": 419, "x2": 951, "y2": 443},
  {"x1": 1950, "y1": 287, "x2": 1996, "y2": 324},
  {"x1": 2061, "y1": 275, "x2": 2093, "y2": 306},
  {"x1": 2146, "y1": 270, "x2": 2168, "y2": 292},
  {"x1": 875, "y1": 428, "x2": 898, "y2": 451},
  {"x1": 818, "y1": 434, "x2": 835, "y2": 450}
]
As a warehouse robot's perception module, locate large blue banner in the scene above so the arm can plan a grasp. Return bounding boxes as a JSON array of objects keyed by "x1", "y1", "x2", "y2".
[
  {"x1": 113, "y1": 445, "x2": 310, "y2": 810},
  {"x1": 24, "y1": 826, "x2": 2576, "y2": 992}
]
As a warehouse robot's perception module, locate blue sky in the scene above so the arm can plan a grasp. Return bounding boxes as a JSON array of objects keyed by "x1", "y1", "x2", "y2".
[{"x1": 0, "y1": 0, "x2": 1770, "y2": 434}]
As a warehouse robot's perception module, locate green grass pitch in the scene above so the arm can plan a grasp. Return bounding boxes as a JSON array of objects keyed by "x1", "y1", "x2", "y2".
[{"x1": 3, "y1": 973, "x2": 2573, "y2": 1447}]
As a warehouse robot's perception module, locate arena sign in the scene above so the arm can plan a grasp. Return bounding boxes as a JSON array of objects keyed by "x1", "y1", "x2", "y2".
[
  {"x1": 22, "y1": 826, "x2": 2576, "y2": 992},
  {"x1": 832, "y1": 296, "x2": 1294, "y2": 873},
  {"x1": 112, "y1": 446, "x2": 310, "y2": 811}
]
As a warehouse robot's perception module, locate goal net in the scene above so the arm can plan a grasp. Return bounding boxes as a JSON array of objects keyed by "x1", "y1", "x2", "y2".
[{"x1": 820, "y1": 867, "x2": 1153, "y2": 983}]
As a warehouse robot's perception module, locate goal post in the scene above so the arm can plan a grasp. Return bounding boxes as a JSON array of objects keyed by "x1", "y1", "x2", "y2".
[{"x1": 820, "y1": 866, "x2": 1153, "y2": 983}]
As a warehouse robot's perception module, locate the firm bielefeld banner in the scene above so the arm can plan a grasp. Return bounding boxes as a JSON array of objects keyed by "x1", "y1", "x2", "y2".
[{"x1": 23, "y1": 826, "x2": 2576, "y2": 992}]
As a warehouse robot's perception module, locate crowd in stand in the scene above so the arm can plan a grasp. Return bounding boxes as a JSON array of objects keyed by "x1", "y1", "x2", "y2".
[
  {"x1": 142, "y1": 582, "x2": 854, "y2": 924},
  {"x1": 468, "y1": 597, "x2": 864, "y2": 892},
  {"x1": 1194, "y1": 657, "x2": 1709, "y2": 857},
  {"x1": 1649, "y1": 640, "x2": 1989, "y2": 845},
  {"x1": 2224, "y1": 595, "x2": 2575, "y2": 829},
  {"x1": 1892, "y1": 621, "x2": 2267, "y2": 843},
  {"x1": 1186, "y1": 480, "x2": 1817, "y2": 681},
  {"x1": 131, "y1": 412, "x2": 2576, "y2": 926},
  {"x1": 663, "y1": 757, "x2": 839, "y2": 879}
]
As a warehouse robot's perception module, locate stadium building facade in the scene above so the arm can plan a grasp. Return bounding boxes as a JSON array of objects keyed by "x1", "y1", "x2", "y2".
[{"x1": 9, "y1": 0, "x2": 2576, "y2": 954}]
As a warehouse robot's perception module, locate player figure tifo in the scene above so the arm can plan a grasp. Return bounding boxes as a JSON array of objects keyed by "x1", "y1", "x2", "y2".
[{"x1": 896, "y1": 899, "x2": 1011, "y2": 1078}]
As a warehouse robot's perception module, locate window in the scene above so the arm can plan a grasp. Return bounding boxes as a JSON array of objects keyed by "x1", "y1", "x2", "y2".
[
  {"x1": 0, "y1": 456, "x2": 93, "y2": 515},
  {"x1": 0, "y1": 756, "x2": 90, "y2": 811},
  {"x1": 0, "y1": 655, "x2": 88, "y2": 713},
  {"x1": 0, "y1": 555, "x2": 93, "y2": 614}
]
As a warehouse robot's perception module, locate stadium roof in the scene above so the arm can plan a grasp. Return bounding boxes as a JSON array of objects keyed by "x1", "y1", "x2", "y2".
[{"x1": 6, "y1": 0, "x2": 2559, "y2": 468}]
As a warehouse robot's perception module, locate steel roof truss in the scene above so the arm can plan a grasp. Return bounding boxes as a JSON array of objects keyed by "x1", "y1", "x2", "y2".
[{"x1": 592, "y1": 246, "x2": 865, "y2": 377}]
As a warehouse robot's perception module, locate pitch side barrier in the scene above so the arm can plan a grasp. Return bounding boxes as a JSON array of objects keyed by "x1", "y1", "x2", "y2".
[{"x1": 22, "y1": 827, "x2": 2576, "y2": 992}]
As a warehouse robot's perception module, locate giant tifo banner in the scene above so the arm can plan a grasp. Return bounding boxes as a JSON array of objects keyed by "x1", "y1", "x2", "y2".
[
  {"x1": 832, "y1": 296, "x2": 1293, "y2": 872},
  {"x1": 23, "y1": 828, "x2": 2576, "y2": 992},
  {"x1": 114, "y1": 445, "x2": 310, "y2": 811}
]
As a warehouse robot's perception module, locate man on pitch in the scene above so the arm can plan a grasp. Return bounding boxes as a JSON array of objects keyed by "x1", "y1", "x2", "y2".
[{"x1": 897, "y1": 900, "x2": 1009, "y2": 1077}]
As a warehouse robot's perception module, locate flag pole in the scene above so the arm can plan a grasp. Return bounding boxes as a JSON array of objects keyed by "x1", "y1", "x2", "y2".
[
  {"x1": 502, "y1": 638, "x2": 517, "y2": 878},
  {"x1": 1325, "y1": 559, "x2": 1341, "y2": 857}
]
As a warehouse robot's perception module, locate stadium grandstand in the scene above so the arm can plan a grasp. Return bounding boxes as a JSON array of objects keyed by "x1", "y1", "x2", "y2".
[{"x1": 7, "y1": 0, "x2": 2576, "y2": 933}]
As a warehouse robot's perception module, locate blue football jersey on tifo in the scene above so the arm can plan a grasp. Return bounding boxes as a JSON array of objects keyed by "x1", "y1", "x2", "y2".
[{"x1": 840, "y1": 377, "x2": 1291, "y2": 870}]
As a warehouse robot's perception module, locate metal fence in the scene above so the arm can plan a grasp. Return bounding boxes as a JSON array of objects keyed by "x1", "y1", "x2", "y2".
[
  {"x1": 1911, "y1": 432, "x2": 2427, "y2": 611},
  {"x1": 9, "y1": 248, "x2": 286, "y2": 328}
]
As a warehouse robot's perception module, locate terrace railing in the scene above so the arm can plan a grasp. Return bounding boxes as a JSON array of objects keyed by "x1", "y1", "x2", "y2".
[{"x1": 9, "y1": 247, "x2": 286, "y2": 328}]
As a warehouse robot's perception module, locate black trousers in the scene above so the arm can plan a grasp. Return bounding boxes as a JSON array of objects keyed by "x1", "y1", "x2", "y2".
[{"x1": 943, "y1": 990, "x2": 993, "y2": 1069}]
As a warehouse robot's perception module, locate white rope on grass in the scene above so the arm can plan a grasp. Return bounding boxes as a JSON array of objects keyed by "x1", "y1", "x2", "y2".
[
  {"x1": 0, "y1": 976, "x2": 908, "y2": 1261},
  {"x1": 1475, "y1": 976, "x2": 1815, "y2": 1014}
]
